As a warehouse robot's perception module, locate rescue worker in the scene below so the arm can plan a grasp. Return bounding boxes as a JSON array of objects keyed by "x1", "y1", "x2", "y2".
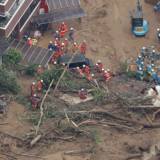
[
  {"x1": 61, "y1": 42, "x2": 65, "y2": 53},
  {"x1": 64, "y1": 38, "x2": 69, "y2": 53},
  {"x1": 136, "y1": 55, "x2": 143, "y2": 66},
  {"x1": 27, "y1": 37, "x2": 32, "y2": 46},
  {"x1": 136, "y1": 67, "x2": 144, "y2": 80},
  {"x1": 146, "y1": 64, "x2": 153, "y2": 76},
  {"x1": 157, "y1": 28, "x2": 160, "y2": 41},
  {"x1": 37, "y1": 65, "x2": 43, "y2": 75},
  {"x1": 37, "y1": 80, "x2": 43, "y2": 96},
  {"x1": 150, "y1": 50, "x2": 156, "y2": 63},
  {"x1": 97, "y1": 60, "x2": 103, "y2": 72},
  {"x1": 72, "y1": 42, "x2": 79, "y2": 53},
  {"x1": 68, "y1": 27, "x2": 75, "y2": 42},
  {"x1": 54, "y1": 30, "x2": 60, "y2": 40},
  {"x1": 80, "y1": 40, "x2": 87, "y2": 55},
  {"x1": 31, "y1": 94, "x2": 39, "y2": 109},
  {"x1": 103, "y1": 70, "x2": 112, "y2": 81},
  {"x1": 78, "y1": 88, "x2": 88, "y2": 100},
  {"x1": 76, "y1": 67, "x2": 85, "y2": 77},
  {"x1": 83, "y1": 65, "x2": 90, "y2": 75},
  {"x1": 55, "y1": 38, "x2": 61, "y2": 48},
  {"x1": 58, "y1": 22, "x2": 68, "y2": 38},
  {"x1": 141, "y1": 46, "x2": 147, "y2": 58},
  {"x1": 48, "y1": 41, "x2": 54, "y2": 51},
  {"x1": 31, "y1": 82, "x2": 36, "y2": 96}
]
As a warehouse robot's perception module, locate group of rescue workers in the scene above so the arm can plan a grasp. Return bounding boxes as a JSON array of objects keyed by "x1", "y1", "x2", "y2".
[
  {"x1": 28, "y1": 22, "x2": 112, "y2": 108},
  {"x1": 136, "y1": 46, "x2": 160, "y2": 84}
]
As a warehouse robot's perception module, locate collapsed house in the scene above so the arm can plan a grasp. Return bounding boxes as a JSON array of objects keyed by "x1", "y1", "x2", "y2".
[{"x1": 0, "y1": 0, "x2": 85, "y2": 38}]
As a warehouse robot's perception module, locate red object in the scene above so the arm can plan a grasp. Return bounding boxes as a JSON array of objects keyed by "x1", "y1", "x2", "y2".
[
  {"x1": 103, "y1": 71, "x2": 111, "y2": 81},
  {"x1": 98, "y1": 63, "x2": 103, "y2": 71},
  {"x1": 31, "y1": 83, "x2": 36, "y2": 96},
  {"x1": 58, "y1": 22, "x2": 68, "y2": 38},
  {"x1": 37, "y1": 80, "x2": 43, "y2": 92},
  {"x1": 30, "y1": 96, "x2": 39, "y2": 109},
  {"x1": 27, "y1": 39, "x2": 32, "y2": 46},
  {"x1": 83, "y1": 65, "x2": 90, "y2": 75},
  {"x1": 78, "y1": 89, "x2": 88, "y2": 100},
  {"x1": 80, "y1": 42, "x2": 87, "y2": 54},
  {"x1": 40, "y1": 0, "x2": 49, "y2": 13},
  {"x1": 77, "y1": 68, "x2": 84, "y2": 77}
]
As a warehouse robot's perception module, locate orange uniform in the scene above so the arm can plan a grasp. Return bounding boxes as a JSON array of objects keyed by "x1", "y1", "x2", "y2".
[
  {"x1": 78, "y1": 89, "x2": 88, "y2": 100},
  {"x1": 59, "y1": 22, "x2": 68, "y2": 38},
  {"x1": 37, "y1": 80, "x2": 43, "y2": 92},
  {"x1": 80, "y1": 42, "x2": 87, "y2": 54},
  {"x1": 103, "y1": 71, "x2": 111, "y2": 81},
  {"x1": 77, "y1": 67, "x2": 84, "y2": 77},
  {"x1": 27, "y1": 38, "x2": 32, "y2": 46},
  {"x1": 31, "y1": 82, "x2": 36, "y2": 96}
]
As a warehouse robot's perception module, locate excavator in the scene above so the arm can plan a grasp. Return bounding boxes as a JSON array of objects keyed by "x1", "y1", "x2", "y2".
[{"x1": 130, "y1": 0, "x2": 149, "y2": 36}]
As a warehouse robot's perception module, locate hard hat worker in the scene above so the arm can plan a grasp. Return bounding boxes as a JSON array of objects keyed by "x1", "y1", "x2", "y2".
[
  {"x1": 31, "y1": 82, "x2": 36, "y2": 96},
  {"x1": 78, "y1": 88, "x2": 88, "y2": 100},
  {"x1": 68, "y1": 27, "x2": 75, "y2": 42},
  {"x1": 80, "y1": 40, "x2": 87, "y2": 55},
  {"x1": 27, "y1": 37, "x2": 33, "y2": 46},
  {"x1": 37, "y1": 80, "x2": 43, "y2": 96}
]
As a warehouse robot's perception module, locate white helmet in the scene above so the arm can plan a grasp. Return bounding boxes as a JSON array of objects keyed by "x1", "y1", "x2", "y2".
[
  {"x1": 107, "y1": 69, "x2": 110, "y2": 72},
  {"x1": 77, "y1": 67, "x2": 80, "y2": 69},
  {"x1": 91, "y1": 74, "x2": 94, "y2": 77},
  {"x1": 61, "y1": 42, "x2": 65, "y2": 46},
  {"x1": 56, "y1": 30, "x2": 59, "y2": 33},
  {"x1": 70, "y1": 27, "x2": 74, "y2": 30},
  {"x1": 54, "y1": 61, "x2": 57, "y2": 65},
  {"x1": 96, "y1": 63, "x2": 98, "y2": 66},
  {"x1": 38, "y1": 65, "x2": 41, "y2": 67},
  {"x1": 49, "y1": 41, "x2": 52, "y2": 43},
  {"x1": 81, "y1": 88, "x2": 84, "y2": 91},
  {"x1": 157, "y1": 28, "x2": 160, "y2": 31},
  {"x1": 83, "y1": 65, "x2": 86, "y2": 68},
  {"x1": 32, "y1": 82, "x2": 35, "y2": 85},
  {"x1": 138, "y1": 55, "x2": 142, "y2": 58},
  {"x1": 97, "y1": 60, "x2": 101, "y2": 63},
  {"x1": 65, "y1": 38, "x2": 68, "y2": 41},
  {"x1": 102, "y1": 68, "x2": 105, "y2": 71},
  {"x1": 33, "y1": 94, "x2": 37, "y2": 97},
  {"x1": 74, "y1": 42, "x2": 77, "y2": 45},
  {"x1": 139, "y1": 68, "x2": 142, "y2": 71},
  {"x1": 142, "y1": 46, "x2": 146, "y2": 50},
  {"x1": 104, "y1": 71, "x2": 107, "y2": 73},
  {"x1": 152, "y1": 50, "x2": 156, "y2": 53}
]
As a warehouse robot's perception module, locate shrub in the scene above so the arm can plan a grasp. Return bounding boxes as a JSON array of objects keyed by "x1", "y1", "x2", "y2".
[
  {"x1": 0, "y1": 67, "x2": 20, "y2": 94},
  {"x1": 25, "y1": 64, "x2": 38, "y2": 76},
  {"x1": 3, "y1": 48, "x2": 22, "y2": 68}
]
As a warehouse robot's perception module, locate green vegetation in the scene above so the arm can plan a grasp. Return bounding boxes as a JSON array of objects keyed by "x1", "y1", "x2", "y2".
[
  {"x1": 0, "y1": 67, "x2": 20, "y2": 94},
  {"x1": 91, "y1": 88, "x2": 106, "y2": 104},
  {"x1": 3, "y1": 48, "x2": 22, "y2": 69},
  {"x1": 25, "y1": 64, "x2": 38, "y2": 76}
]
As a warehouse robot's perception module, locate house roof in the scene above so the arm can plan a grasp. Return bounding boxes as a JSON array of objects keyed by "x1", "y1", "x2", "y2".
[{"x1": 33, "y1": 0, "x2": 85, "y2": 25}]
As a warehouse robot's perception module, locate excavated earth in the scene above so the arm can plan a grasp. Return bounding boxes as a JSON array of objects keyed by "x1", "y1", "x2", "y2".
[{"x1": 1, "y1": 0, "x2": 160, "y2": 160}]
